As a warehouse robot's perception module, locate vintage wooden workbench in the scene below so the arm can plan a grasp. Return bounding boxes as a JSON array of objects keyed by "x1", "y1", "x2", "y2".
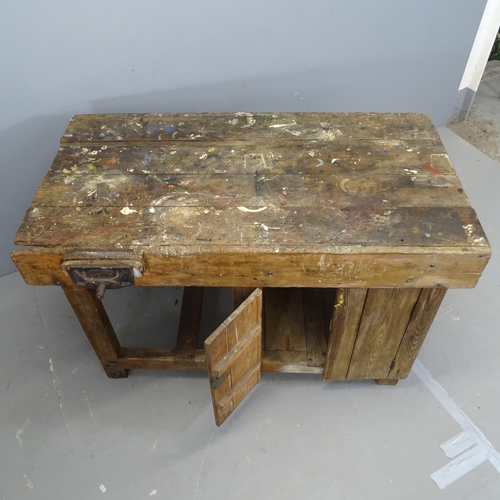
[{"x1": 12, "y1": 112, "x2": 491, "y2": 425}]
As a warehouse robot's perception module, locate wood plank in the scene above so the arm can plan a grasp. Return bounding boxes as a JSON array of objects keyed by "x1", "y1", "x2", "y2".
[
  {"x1": 62, "y1": 284, "x2": 128, "y2": 378},
  {"x1": 213, "y1": 324, "x2": 261, "y2": 377},
  {"x1": 11, "y1": 247, "x2": 489, "y2": 289},
  {"x1": 346, "y1": 288, "x2": 421, "y2": 380},
  {"x1": 15, "y1": 205, "x2": 489, "y2": 252},
  {"x1": 175, "y1": 287, "x2": 204, "y2": 359},
  {"x1": 61, "y1": 112, "x2": 440, "y2": 144},
  {"x1": 117, "y1": 347, "x2": 207, "y2": 371},
  {"x1": 32, "y1": 171, "x2": 469, "y2": 209},
  {"x1": 205, "y1": 289, "x2": 262, "y2": 426},
  {"x1": 261, "y1": 350, "x2": 324, "y2": 373},
  {"x1": 264, "y1": 288, "x2": 306, "y2": 351},
  {"x1": 387, "y1": 288, "x2": 447, "y2": 379},
  {"x1": 112, "y1": 348, "x2": 322, "y2": 373},
  {"x1": 302, "y1": 289, "x2": 328, "y2": 367},
  {"x1": 48, "y1": 141, "x2": 453, "y2": 177},
  {"x1": 323, "y1": 289, "x2": 368, "y2": 381},
  {"x1": 216, "y1": 361, "x2": 260, "y2": 411}
]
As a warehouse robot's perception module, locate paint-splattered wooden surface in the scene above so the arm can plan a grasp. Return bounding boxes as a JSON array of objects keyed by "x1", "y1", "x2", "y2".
[{"x1": 13, "y1": 112, "x2": 491, "y2": 288}]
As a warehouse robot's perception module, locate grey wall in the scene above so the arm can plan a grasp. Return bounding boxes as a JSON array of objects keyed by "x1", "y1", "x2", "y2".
[{"x1": 0, "y1": 0, "x2": 487, "y2": 276}]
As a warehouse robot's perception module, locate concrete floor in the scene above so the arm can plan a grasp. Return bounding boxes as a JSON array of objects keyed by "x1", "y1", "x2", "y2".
[
  {"x1": 2, "y1": 128, "x2": 500, "y2": 499},
  {"x1": 449, "y1": 60, "x2": 500, "y2": 162}
]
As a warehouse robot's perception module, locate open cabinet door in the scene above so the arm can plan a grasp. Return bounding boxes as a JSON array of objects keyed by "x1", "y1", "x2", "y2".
[{"x1": 205, "y1": 288, "x2": 262, "y2": 426}]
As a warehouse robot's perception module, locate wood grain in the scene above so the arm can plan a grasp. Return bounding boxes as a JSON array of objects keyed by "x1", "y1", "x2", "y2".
[
  {"x1": 205, "y1": 288, "x2": 262, "y2": 426},
  {"x1": 387, "y1": 288, "x2": 447, "y2": 379},
  {"x1": 323, "y1": 288, "x2": 368, "y2": 381},
  {"x1": 175, "y1": 287, "x2": 204, "y2": 359},
  {"x1": 61, "y1": 112, "x2": 439, "y2": 144},
  {"x1": 264, "y1": 288, "x2": 306, "y2": 351},
  {"x1": 11, "y1": 247, "x2": 488, "y2": 289},
  {"x1": 346, "y1": 288, "x2": 421, "y2": 380},
  {"x1": 62, "y1": 284, "x2": 128, "y2": 378},
  {"x1": 302, "y1": 288, "x2": 328, "y2": 367}
]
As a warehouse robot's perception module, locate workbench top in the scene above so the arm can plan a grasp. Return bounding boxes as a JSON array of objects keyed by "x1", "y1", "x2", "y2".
[{"x1": 13, "y1": 112, "x2": 491, "y2": 289}]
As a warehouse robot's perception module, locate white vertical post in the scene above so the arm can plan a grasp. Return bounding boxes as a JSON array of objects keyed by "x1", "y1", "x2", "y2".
[{"x1": 459, "y1": 0, "x2": 500, "y2": 93}]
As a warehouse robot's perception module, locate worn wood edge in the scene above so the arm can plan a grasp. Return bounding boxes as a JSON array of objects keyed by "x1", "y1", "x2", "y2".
[
  {"x1": 62, "y1": 112, "x2": 439, "y2": 144},
  {"x1": 13, "y1": 242, "x2": 492, "y2": 256},
  {"x1": 10, "y1": 248, "x2": 488, "y2": 289},
  {"x1": 205, "y1": 288, "x2": 262, "y2": 347}
]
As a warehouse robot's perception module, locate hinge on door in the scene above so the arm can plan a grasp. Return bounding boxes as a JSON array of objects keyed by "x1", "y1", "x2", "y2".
[{"x1": 211, "y1": 374, "x2": 226, "y2": 389}]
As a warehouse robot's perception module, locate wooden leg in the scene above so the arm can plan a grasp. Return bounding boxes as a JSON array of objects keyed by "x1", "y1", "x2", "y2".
[
  {"x1": 62, "y1": 284, "x2": 128, "y2": 378},
  {"x1": 175, "y1": 287, "x2": 204, "y2": 360},
  {"x1": 376, "y1": 378, "x2": 399, "y2": 385}
]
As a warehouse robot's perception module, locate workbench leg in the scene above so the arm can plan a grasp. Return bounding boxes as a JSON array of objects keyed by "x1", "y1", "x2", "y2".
[
  {"x1": 376, "y1": 379, "x2": 399, "y2": 385},
  {"x1": 62, "y1": 285, "x2": 128, "y2": 379}
]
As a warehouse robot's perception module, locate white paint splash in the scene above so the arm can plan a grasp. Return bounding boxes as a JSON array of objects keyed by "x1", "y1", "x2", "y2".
[
  {"x1": 269, "y1": 122, "x2": 297, "y2": 128},
  {"x1": 235, "y1": 112, "x2": 256, "y2": 128},
  {"x1": 23, "y1": 473, "x2": 34, "y2": 489},
  {"x1": 16, "y1": 419, "x2": 29, "y2": 446},
  {"x1": 120, "y1": 207, "x2": 137, "y2": 215},
  {"x1": 194, "y1": 429, "x2": 215, "y2": 499},
  {"x1": 462, "y1": 224, "x2": 487, "y2": 245},
  {"x1": 99, "y1": 484, "x2": 107, "y2": 492},
  {"x1": 150, "y1": 490, "x2": 157, "y2": 497},
  {"x1": 237, "y1": 206, "x2": 267, "y2": 213}
]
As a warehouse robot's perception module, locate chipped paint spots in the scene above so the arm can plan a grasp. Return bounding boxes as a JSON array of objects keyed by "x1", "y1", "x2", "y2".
[
  {"x1": 462, "y1": 224, "x2": 487, "y2": 245},
  {"x1": 340, "y1": 178, "x2": 350, "y2": 192},
  {"x1": 199, "y1": 153, "x2": 208, "y2": 160},
  {"x1": 120, "y1": 207, "x2": 137, "y2": 215},
  {"x1": 331, "y1": 158, "x2": 340, "y2": 164},
  {"x1": 149, "y1": 207, "x2": 155, "y2": 213},
  {"x1": 99, "y1": 484, "x2": 107, "y2": 493},
  {"x1": 236, "y1": 112, "x2": 256, "y2": 128},
  {"x1": 318, "y1": 128, "x2": 343, "y2": 141},
  {"x1": 316, "y1": 159, "x2": 324, "y2": 167},
  {"x1": 237, "y1": 206, "x2": 267, "y2": 213},
  {"x1": 404, "y1": 168, "x2": 418, "y2": 175}
]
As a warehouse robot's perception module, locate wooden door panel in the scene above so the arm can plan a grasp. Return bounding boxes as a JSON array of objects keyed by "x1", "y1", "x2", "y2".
[{"x1": 205, "y1": 288, "x2": 262, "y2": 426}]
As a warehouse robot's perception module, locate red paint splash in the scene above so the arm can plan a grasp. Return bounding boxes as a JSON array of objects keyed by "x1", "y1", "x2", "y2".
[{"x1": 423, "y1": 162, "x2": 452, "y2": 184}]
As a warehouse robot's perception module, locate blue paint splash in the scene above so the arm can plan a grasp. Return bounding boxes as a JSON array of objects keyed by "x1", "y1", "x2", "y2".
[{"x1": 164, "y1": 125, "x2": 174, "y2": 132}]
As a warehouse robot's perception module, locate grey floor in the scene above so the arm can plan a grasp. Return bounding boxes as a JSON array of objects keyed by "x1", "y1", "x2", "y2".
[{"x1": 2, "y1": 135, "x2": 500, "y2": 498}]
